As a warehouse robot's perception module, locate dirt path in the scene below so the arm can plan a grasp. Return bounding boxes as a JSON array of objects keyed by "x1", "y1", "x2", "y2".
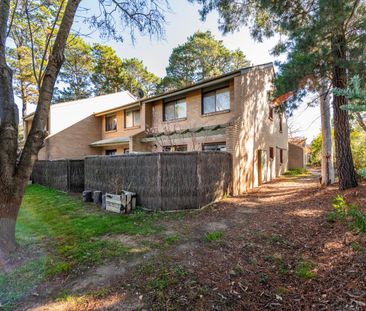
[{"x1": 18, "y1": 172, "x2": 366, "y2": 310}]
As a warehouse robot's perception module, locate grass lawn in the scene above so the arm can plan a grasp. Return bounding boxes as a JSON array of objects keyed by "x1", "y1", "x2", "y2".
[{"x1": 0, "y1": 184, "x2": 173, "y2": 309}]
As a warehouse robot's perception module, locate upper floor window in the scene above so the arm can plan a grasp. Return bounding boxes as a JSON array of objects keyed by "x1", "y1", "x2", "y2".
[
  {"x1": 269, "y1": 106, "x2": 274, "y2": 120},
  {"x1": 105, "y1": 114, "x2": 117, "y2": 132},
  {"x1": 164, "y1": 99, "x2": 187, "y2": 121},
  {"x1": 203, "y1": 87, "x2": 230, "y2": 114},
  {"x1": 279, "y1": 113, "x2": 283, "y2": 133},
  {"x1": 125, "y1": 109, "x2": 140, "y2": 128},
  {"x1": 203, "y1": 142, "x2": 226, "y2": 152}
]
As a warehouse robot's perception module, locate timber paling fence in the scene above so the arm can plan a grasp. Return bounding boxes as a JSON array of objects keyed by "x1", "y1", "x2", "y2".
[
  {"x1": 31, "y1": 159, "x2": 84, "y2": 193},
  {"x1": 31, "y1": 152, "x2": 232, "y2": 211}
]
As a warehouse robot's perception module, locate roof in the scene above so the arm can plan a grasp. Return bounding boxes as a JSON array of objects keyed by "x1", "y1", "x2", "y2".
[
  {"x1": 141, "y1": 123, "x2": 228, "y2": 143},
  {"x1": 23, "y1": 91, "x2": 137, "y2": 121},
  {"x1": 95, "y1": 62, "x2": 274, "y2": 117},
  {"x1": 90, "y1": 136, "x2": 130, "y2": 147}
]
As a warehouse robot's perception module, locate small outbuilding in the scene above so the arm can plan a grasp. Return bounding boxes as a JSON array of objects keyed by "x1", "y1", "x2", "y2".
[{"x1": 288, "y1": 138, "x2": 308, "y2": 169}]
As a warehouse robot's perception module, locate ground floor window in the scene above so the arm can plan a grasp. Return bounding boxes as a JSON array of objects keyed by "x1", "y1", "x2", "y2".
[
  {"x1": 124, "y1": 148, "x2": 129, "y2": 154},
  {"x1": 269, "y1": 147, "x2": 274, "y2": 160},
  {"x1": 105, "y1": 149, "x2": 117, "y2": 156},
  {"x1": 280, "y1": 149, "x2": 284, "y2": 164},
  {"x1": 162, "y1": 145, "x2": 187, "y2": 152},
  {"x1": 202, "y1": 142, "x2": 226, "y2": 151}
]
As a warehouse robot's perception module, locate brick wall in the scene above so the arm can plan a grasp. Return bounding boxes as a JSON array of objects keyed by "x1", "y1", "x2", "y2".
[{"x1": 38, "y1": 115, "x2": 103, "y2": 160}]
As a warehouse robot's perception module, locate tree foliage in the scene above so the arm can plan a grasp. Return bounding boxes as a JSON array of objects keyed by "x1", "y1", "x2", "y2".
[
  {"x1": 7, "y1": 0, "x2": 65, "y2": 117},
  {"x1": 0, "y1": 0, "x2": 169, "y2": 253},
  {"x1": 192, "y1": 0, "x2": 364, "y2": 189},
  {"x1": 163, "y1": 30, "x2": 249, "y2": 90},
  {"x1": 55, "y1": 36, "x2": 93, "y2": 102}
]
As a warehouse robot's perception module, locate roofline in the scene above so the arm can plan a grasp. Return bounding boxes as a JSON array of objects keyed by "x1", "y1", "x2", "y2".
[
  {"x1": 23, "y1": 91, "x2": 137, "y2": 120},
  {"x1": 95, "y1": 62, "x2": 274, "y2": 116},
  {"x1": 94, "y1": 102, "x2": 141, "y2": 117}
]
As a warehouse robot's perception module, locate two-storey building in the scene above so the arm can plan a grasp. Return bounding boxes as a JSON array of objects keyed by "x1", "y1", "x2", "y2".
[{"x1": 90, "y1": 63, "x2": 288, "y2": 194}]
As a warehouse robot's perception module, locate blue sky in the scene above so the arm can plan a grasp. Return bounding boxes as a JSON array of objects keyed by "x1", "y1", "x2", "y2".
[{"x1": 28, "y1": 0, "x2": 322, "y2": 143}]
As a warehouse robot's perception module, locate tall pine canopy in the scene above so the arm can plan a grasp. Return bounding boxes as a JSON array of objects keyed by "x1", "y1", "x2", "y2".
[
  {"x1": 162, "y1": 31, "x2": 249, "y2": 90},
  {"x1": 192, "y1": 0, "x2": 366, "y2": 190}
]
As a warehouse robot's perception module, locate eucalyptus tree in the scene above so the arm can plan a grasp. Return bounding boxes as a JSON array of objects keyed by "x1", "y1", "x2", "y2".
[
  {"x1": 0, "y1": 0, "x2": 168, "y2": 254},
  {"x1": 192, "y1": 0, "x2": 366, "y2": 189},
  {"x1": 7, "y1": 0, "x2": 64, "y2": 118}
]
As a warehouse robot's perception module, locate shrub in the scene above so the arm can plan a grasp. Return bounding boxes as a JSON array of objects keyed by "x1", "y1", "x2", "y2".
[
  {"x1": 329, "y1": 195, "x2": 366, "y2": 233},
  {"x1": 358, "y1": 168, "x2": 366, "y2": 180}
]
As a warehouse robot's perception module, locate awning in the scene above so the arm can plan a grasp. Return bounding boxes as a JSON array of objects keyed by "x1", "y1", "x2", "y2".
[
  {"x1": 90, "y1": 136, "x2": 130, "y2": 147},
  {"x1": 140, "y1": 123, "x2": 228, "y2": 143}
]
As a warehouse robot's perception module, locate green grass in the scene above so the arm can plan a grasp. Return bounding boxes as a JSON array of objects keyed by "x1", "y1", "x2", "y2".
[
  {"x1": 204, "y1": 231, "x2": 224, "y2": 242},
  {"x1": 327, "y1": 194, "x2": 366, "y2": 233},
  {"x1": 1, "y1": 184, "x2": 170, "y2": 308},
  {"x1": 295, "y1": 260, "x2": 316, "y2": 279},
  {"x1": 164, "y1": 234, "x2": 180, "y2": 246},
  {"x1": 283, "y1": 168, "x2": 310, "y2": 177}
]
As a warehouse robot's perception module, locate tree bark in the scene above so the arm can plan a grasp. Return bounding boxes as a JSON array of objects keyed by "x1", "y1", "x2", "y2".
[
  {"x1": 355, "y1": 112, "x2": 366, "y2": 132},
  {"x1": 0, "y1": 0, "x2": 81, "y2": 255},
  {"x1": 331, "y1": 34, "x2": 358, "y2": 190},
  {"x1": 320, "y1": 81, "x2": 335, "y2": 185}
]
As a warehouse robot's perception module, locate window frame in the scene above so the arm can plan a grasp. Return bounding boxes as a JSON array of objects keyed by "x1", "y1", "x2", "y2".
[
  {"x1": 163, "y1": 98, "x2": 187, "y2": 121},
  {"x1": 202, "y1": 87, "x2": 230, "y2": 115},
  {"x1": 124, "y1": 109, "x2": 141, "y2": 128},
  {"x1": 105, "y1": 113, "x2": 117, "y2": 132},
  {"x1": 202, "y1": 142, "x2": 227, "y2": 152}
]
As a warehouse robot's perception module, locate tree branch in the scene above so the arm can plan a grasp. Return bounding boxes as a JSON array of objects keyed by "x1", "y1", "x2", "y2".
[{"x1": 16, "y1": 0, "x2": 81, "y2": 182}]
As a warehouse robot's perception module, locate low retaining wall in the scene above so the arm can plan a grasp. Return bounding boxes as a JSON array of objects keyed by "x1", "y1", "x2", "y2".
[
  {"x1": 85, "y1": 152, "x2": 232, "y2": 211},
  {"x1": 31, "y1": 159, "x2": 84, "y2": 192}
]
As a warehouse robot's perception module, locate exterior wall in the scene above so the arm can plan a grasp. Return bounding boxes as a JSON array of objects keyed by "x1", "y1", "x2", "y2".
[
  {"x1": 101, "y1": 108, "x2": 143, "y2": 140},
  {"x1": 288, "y1": 143, "x2": 305, "y2": 169},
  {"x1": 38, "y1": 115, "x2": 103, "y2": 160},
  {"x1": 228, "y1": 66, "x2": 288, "y2": 195},
  {"x1": 150, "y1": 80, "x2": 235, "y2": 133}
]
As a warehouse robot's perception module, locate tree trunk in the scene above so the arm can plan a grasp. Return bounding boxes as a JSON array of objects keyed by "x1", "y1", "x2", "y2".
[
  {"x1": 320, "y1": 81, "x2": 335, "y2": 185},
  {"x1": 331, "y1": 34, "x2": 358, "y2": 190},
  {"x1": 0, "y1": 193, "x2": 22, "y2": 252},
  {"x1": 0, "y1": 0, "x2": 81, "y2": 255}
]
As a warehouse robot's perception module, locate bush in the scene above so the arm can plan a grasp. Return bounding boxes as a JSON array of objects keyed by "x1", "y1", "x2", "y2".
[
  {"x1": 328, "y1": 195, "x2": 366, "y2": 233},
  {"x1": 357, "y1": 168, "x2": 366, "y2": 180}
]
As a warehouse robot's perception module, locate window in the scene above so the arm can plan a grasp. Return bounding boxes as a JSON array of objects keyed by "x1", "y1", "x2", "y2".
[
  {"x1": 164, "y1": 99, "x2": 187, "y2": 121},
  {"x1": 269, "y1": 147, "x2": 274, "y2": 160},
  {"x1": 267, "y1": 91, "x2": 274, "y2": 120},
  {"x1": 105, "y1": 149, "x2": 116, "y2": 156},
  {"x1": 279, "y1": 113, "x2": 283, "y2": 133},
  {"x1": 162, "y1": 145, "x2": 187, "y2": 152},
  {"x1": 280, "y1": 149, "x2": 283, "y2": 164},
  {"x1": 124, "y1": 148, "x2": 129, "y2": 154},
  {"x1": 105, "y1": 114, "x2": 117, "y2": 132},
  {"x1": 125, "y1": 109, "x2": 140, "y2": 128},
  {"x1": 203, "y1": 142, "x2": 226, "y2": 152},
  {"x1": 269, "y1": 106, "x2": 274, "y2": 120},
  {"x1": 203, "y1": 87, "x2": 230, "y2": 114}
]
